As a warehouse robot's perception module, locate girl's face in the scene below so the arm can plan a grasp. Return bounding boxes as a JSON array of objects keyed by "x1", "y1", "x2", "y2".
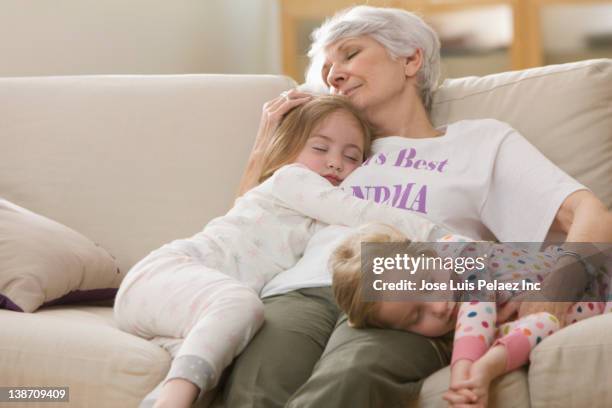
[
  {"x1": 374, "y1": 300, "x2": 458, "y2": 337},
  {"x1": 321, "y1": 36, "x2": 415, "y2": 117},
  {"x1": 294, "y1": 110, "x2": 365, "y2": 186}
]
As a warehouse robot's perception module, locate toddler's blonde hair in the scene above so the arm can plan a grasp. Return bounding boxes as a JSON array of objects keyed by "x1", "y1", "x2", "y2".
[
  {"x1": 331, "y1": 223, "x2": 436, "y2": 328},
  {"x1": 330, "y1": 223, "x2": 407, "y2": 328}
]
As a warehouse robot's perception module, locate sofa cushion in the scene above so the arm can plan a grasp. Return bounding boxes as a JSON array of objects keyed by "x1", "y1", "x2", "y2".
[
  {"x1": 0, "y1": 74, "x2": 297, "y2": 274},
  {"x1": 431, "y1": 59, "x2": 612, "y2": 210},
  {"x1": 0, "y1": 306, "x2": 169, "y2": 408},
  {"x1": 528, "y1": 312, "x2": 612, "y2": 407},
  {"x1": 0, "y1": 199, "x2": 121, "y2": 312}
]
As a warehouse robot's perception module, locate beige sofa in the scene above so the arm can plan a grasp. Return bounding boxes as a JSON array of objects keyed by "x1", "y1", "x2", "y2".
[{"x1": 1, "y1": 60, "x2": 611, "y2": 408}]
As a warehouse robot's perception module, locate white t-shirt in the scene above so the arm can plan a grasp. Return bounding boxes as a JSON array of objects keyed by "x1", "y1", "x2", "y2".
[{"x1": 261, "y1": 119, "x2": 585, "y2": 298}]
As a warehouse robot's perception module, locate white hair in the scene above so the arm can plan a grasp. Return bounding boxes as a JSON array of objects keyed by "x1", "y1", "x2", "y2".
[{"x1": 305, "y1": 5, "x2": 441, "y2": 111}]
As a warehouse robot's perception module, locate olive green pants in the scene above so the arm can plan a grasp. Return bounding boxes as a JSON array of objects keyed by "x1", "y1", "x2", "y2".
[{"x1": 221, "y1": 287, "x2": 452, "y2": 408}]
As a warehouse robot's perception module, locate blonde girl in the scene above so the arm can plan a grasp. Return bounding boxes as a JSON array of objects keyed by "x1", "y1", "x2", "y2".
[{"x1": 114, "y1": 95, "x2": 444, "y2": 408}]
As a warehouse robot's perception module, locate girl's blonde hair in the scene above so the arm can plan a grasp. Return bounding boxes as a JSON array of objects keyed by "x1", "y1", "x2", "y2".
[
  {"x1": 258, "y1": 95, "x2": 373, "y2": 183},
  {"x1": 331, "y1": 223, "x2": 436, "y2": 328}
]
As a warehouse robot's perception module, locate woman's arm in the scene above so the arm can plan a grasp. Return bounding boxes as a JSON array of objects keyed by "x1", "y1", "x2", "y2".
[
  {"x1": 552, "y1": 190, "x2": 612, "y2": 242},
  {"x1": 236, "y1": 90, "x2": 312, "y2": 196},
  {"x1": 517, "y1": 190, "x2": 612, "y2": 320}
]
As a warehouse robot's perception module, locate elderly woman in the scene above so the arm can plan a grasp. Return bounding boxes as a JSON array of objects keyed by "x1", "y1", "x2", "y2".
[{"x1": 223, "y1": 5, "x2": 612, "y2": 408}]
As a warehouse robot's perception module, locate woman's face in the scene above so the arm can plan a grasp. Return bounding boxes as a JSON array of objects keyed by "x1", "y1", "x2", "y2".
[{"x1": 321, "y1": 36, "x2": 411, "y2": 116}]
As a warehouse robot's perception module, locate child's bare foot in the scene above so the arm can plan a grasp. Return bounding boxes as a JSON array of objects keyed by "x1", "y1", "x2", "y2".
[{"x1": 153, "y1": 378, "x2": 199, "y2": 408}]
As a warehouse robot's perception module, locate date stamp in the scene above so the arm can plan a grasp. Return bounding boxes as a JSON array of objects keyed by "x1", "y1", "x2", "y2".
[{"x1": 0, "y1": 387, "x2": 69, "y2": 402}]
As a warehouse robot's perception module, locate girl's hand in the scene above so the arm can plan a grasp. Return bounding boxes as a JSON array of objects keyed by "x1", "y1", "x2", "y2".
[
  {"x1": 449, "y1": 360, "x2": 494, "y2": 408},
  {"x1": 443, "y1": 360, "x2": 479, "y2": 406},
  {"x1": 254, "y1": 89, "x2": 313, "y2": 153},
  {"x1": 443, "y1": 388, "x2": 480, "y2": 407}
]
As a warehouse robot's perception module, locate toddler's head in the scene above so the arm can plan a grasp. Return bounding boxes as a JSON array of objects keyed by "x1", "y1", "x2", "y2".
[
  {"x1": 259, "y1": 95, "x2": 373, "y2": 185},
  {"x1": 331, "y1": 223, "x2": 457, "y2": 337}
]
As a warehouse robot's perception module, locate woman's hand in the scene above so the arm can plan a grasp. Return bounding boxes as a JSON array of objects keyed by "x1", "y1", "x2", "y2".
[
  {"x1": 498, "y1": 253, "x2": 589, "y2": 326},
  {"x1": 237, "y1": 89, "x2": 312, "y2": 196},
  {"x1": 254, "y1": 89, "x2": 313, "y2": 153}
]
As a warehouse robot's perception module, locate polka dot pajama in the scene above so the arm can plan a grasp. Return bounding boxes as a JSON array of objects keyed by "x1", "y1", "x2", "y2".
[{"x1": 450, "y1": 241, "x2": 612, "y2": 372}]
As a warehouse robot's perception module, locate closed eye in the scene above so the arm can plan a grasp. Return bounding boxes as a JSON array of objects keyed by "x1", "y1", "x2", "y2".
[
  {"x1": 413, "y1": 310, "x2": 421, "y2": 324},
  {"x1": 345, "y1": 155, "x2": 359, "y2": 162},
  {"x1": 313, "y1": 146, "x2": 327, "y2": 152}
]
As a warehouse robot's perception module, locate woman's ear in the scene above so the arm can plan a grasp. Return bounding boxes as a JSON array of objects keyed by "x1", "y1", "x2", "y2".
[{"x1": 404, "y1": 48, "x2": 424, "y2": 78}]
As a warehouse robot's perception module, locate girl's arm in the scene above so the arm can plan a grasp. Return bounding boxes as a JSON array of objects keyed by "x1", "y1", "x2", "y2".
[
  {"x1": 451, "y1": 300, "x2": 497, "y2": 367},
  {"x1": 270, "y1": 164, "x2": 448, "y2": 242},
  {"x1": 445, "y1": 345, "x2": 508, "y2": 408},
  {"x1": 444, "y1": 299, "x2": 497, "y2": 407},
  {"x1": 447, "y1": 311, "x2": 562, "y2": 406}
]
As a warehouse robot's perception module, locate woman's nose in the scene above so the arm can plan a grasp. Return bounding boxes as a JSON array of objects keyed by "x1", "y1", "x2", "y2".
[{"x1": 327, "y1": 65, "x2": 346, "y2": 90}]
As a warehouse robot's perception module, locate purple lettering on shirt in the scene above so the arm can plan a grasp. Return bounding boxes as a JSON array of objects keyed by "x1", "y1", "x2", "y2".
[
  {"x1": 373, "y1": 186, "x2": 391, "y2": 204},
  {"x1": 394, "y1": 148, "x2": 416, "y2": 167},
  {"x1": 410, "y1": 185, "x2": 428, "y2": 213},
  {"x1": 395, "y1": 183, "x2": 415, "y2": 210},
  {"x1": 391, "y1": 148, "x2": 448, "y2": 173},
  {"x1": 437, "y1": 159, "x2": 449, "y2": 172},
  {"x1": 363, "y1": 153, "x2": 386, "y2": 166},
  {"x1": 351, "y1": 185, "x2": 366, "y2": 199},
  {"x1": 390, "y1": 185, "x2": 404, "y2": 207},
  {"x1": 349, "y1": 183, "x2": 428, "y2": 215}
]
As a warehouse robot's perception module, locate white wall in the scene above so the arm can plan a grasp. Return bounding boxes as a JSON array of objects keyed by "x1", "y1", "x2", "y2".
[
  {"x1": 0, "y1": 0, "x2": 281, "y2": 77},
  {"x1": 0, "y1": 1, "x2": 609, "y2": 78}
]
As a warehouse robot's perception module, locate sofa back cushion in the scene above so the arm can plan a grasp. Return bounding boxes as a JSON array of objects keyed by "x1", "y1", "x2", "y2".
[
  {"x1": 0, "y1": 75, "x2": 295, "y2": 273},
  {"x1": 431, "y1": 59, "x2": 612, "y2": 210},
  {"x1": 1, "y1": 61, "x2": 610, "y2": 274}
]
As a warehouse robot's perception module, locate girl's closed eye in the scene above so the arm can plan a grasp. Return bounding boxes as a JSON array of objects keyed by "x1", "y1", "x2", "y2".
[
  {"x1": 345, "y1": 155, "x2": 359, "y2": 162},
  {"x1": 312, "y1": 145, "x2": 328, "y2": 152},
  {"x1": 410, "y1": 307, "x2": 421, "y2": 325},
  {"x1": 404, "y1": 307, "x2": 421, "y2": 327}
]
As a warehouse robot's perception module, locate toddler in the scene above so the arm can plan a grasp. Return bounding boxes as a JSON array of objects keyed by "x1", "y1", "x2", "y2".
[
  {"x1": 331, "y1": 223, "x2": 611, "y2": 408},
  {"x1": 114, "y1": 96, "x2": 449, "y2": 408}
]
